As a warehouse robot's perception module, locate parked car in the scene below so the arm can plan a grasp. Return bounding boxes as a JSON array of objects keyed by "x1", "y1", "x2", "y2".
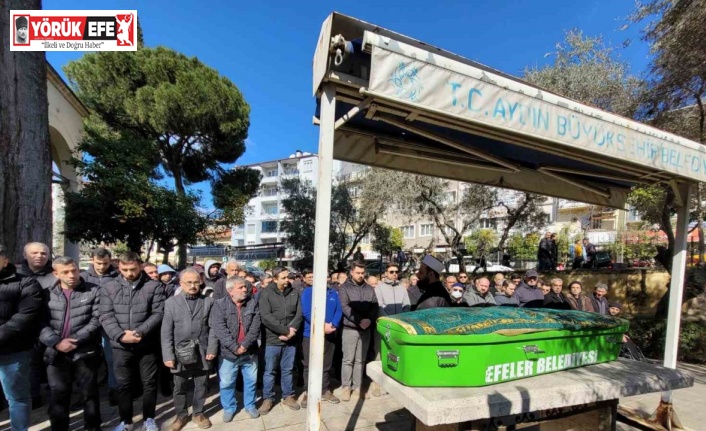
[
  {"x1": 592, "y1": 251, "x2": 613, "y2": 269},
  {"x1": 245, "y1": 265, "x2": 265, "y2": 278},
  {"x1": 365, "y1": 261, "x2": 384, "y2": 276},
  {"x1": 445, "y1": 256, "x2": 513, "y2": 274}
]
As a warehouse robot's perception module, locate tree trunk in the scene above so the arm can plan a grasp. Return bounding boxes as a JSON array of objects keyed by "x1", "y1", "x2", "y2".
[
  {"x1": 497, "y1": 196, "x2": 531, "y2": 252},
  {"x1": 172, "y1": 171, "x2": 188, "y2": 268},
  {"x1": 0, "y1": 0, "x2": 52, "y2": 263}
]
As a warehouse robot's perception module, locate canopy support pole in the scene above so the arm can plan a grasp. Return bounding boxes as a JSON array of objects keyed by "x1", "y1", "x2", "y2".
[
  {"x1": 306, "y1": 83, "x2": 336, "y2": 431},
  {"x1": 622, "y1": 182, "x2": 692, "y2": 431}
]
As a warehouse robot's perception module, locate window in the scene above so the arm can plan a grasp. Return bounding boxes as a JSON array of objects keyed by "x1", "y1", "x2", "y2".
[
  {"x1": 246, "y1": 224, "x2": 256, "y2": 234},
  {"x1": 627, "y1": 207, "x2": 641, "y2": 222},
  {"x1": 349, "y1": 186, "x2": 360, "y2": 198},
  {"x1": 261, "y1": 221, "x2": 278, "y2": 233},
  {"x1": 420, "y1": 223, "x2": 434, "y2": 236},
  {"x1": 591, "y1": 216, "x2": 602, "y2": 230},
  {"x1": 247, "y1": 241, "x2": 255, "y2": 245},
  {"x1": 263, "y1": 204, "x2": 278, "y2": 215},
  {"x1": 479, "y1": 218, "x2": 497, "y2": 229},
  {"x1": 401, "y1": 225, "x2": 415, "y2": 239},
  {"x1": 360, "y1": 233, "x2": 371, "y2": 245},
  {"x1": 302, "y1": 160, "x2": 313, "y2": 173},
  {"x1": 261, "y1": 187, "x2": 278, "y2": 197},
  {"x1": 444, "y1": 225, "x2": 456, "y2": 237},
  {"x1": 265, "y1": 168, "x2": 278, "y2": 177},
  {"x1": 442, "y1": 191, "x2": 457, "y2": 206}
]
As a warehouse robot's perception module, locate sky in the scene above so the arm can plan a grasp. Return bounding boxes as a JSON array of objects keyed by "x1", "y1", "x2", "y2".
[{"x1": 45, "y1": 0, "x2": 652, "y2": 208}]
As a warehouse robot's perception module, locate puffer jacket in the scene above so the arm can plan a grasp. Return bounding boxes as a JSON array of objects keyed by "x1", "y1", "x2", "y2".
[
  {"x1": 258, "y1": 282, "x2": 302, "y2": 346},
  {"x1": 16, "y1": 259, "x2": 56, "y2": 289},
  {"x1": 40, "y1": 279, "x2": 101, "y2": 364},
  {"x1": 80, "y1": 264, "x2": 118, "y2": 288},
  {"x1": 338, "y1": 278, "x2": 378, "y2": 330},
  {"x1": 0, "y1": 263, "x2": 43, "y2": 354},
  {"x1": 463, "y1": 288, "x2": 497, "y2": 307},
  {"x1": 210, "y1": 295, "x2": 261, "y2": 360},
  {"x1": 99, "y1": 274, "x2": 166, "y2": 350}
]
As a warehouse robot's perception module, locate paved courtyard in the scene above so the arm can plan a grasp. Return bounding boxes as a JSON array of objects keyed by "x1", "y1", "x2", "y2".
[{"x1": 1, "y1": 363, "x2": 703, "y2": 431}]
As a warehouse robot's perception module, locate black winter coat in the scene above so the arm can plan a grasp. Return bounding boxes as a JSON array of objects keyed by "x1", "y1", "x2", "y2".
[
  {"x1": 0, "y1": 263, "x2": 42, "y2": 354},
  {"x1": 543, "y1": 292, "x2": 571, "y2": 310},
  {"x1": 80, "y1": 265, "x2": 118, "y2": 288},
  {"x1": 258, "y1": 283, "x2": 302, "y2": 346},
  {"x1": 338, "y1": 278, "x2": 378, "y2": 329},
  {"x1": 40, "y1": 279, "x2": 102, "y2": 364},
  {"x1": 210, "y1": 295, "x2": 261, "y2": 360},
  {"x1": 413, "y1": 281, "x2": 452, "y2": 311},
  {"x1": 99, "y1": 275, "x2": 166, "y2": 350},
  {"x1": 16, "y1": 260, "x2": 56, "y2": 289}
]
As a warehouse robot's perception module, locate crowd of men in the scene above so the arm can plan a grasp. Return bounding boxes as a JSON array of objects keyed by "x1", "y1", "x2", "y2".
[
  {"x1": 436, "y1": 268, "x2": 621, "y2": 316},
  {"x1": 0, "y1": 242, "x2": 622, "y2": 431},
  {"x1": 0, "y1": 244, "x2": 455, "y2": 431}
]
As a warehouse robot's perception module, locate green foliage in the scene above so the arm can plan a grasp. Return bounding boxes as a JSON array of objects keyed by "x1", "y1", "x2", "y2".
[
  {"x1": 65, "y1": 46, "x2": 258, "y2": 265},
  {"x1": 524, "y1": 30, "x2": 643, "y2": 118},
  {"x1": 628, "y1": 317, "x2": 706, "y2": 364},
  {"x1": 257, "y1": 259, "x2": 278, "y2": 271},
  {"x1": 112, "y1": 242, "x2": 129, "y2": 257},
  {"x1": 464, "y1": 229, "x2": 498, "y2": 258},
  {"x1": 506, "y1": 232, "x2": 541, "y2": 260},
  {"x1": 279, "y1": 177, "x2": 377, "y2": 270},
  {"x1": 627, "y1": 184, "x2": 669, "y2": 226},
  {"x1": 371, "y1": 224, "x2": 405, "y2": 259}
]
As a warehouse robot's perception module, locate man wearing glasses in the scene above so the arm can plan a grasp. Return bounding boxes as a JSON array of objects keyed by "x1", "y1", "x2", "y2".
[
  {"x1": 457, "y1": 272, "x2": 470, "y2": 289},
  {"x1": 372, "y1": 264, "x2": 410, "y2": 396},
  {"x1": 514, "y1": 269, "x2": 545, "y2": 308}
]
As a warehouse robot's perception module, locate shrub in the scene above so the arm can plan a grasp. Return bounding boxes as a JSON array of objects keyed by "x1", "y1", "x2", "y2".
[{"x1": 627, "y1": 317, "x2": 706, "y2": 364}]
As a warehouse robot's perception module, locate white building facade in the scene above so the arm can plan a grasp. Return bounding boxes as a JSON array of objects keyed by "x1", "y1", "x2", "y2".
[{"x1": 231, "y1": 151, "x2": 342, "y2": 255}]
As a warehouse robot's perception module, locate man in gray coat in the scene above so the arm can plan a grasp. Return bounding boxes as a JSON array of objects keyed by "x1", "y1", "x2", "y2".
[
  {"x1": 372, "y1": 263, "x2": 409, "y2": 396},
  {"x1": 161, "y1": 269, "x2": 218, "y2": 431},
  {"x1": 463, "y1": 277, "x2": 497, "y2": 307}
]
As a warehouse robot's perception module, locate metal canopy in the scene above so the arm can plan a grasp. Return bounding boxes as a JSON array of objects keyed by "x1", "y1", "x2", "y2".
[
  {"x1": 305, "y1": 12, "x2": 702, "y2": 431},
  {"x1": 312, "y1": 13, "x2": 703, "y2": 209}
]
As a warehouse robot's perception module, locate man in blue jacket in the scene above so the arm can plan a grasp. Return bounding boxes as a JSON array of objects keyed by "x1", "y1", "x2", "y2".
[{"x1": 300, "y1": 269, "x2": 342, "y2": 407}]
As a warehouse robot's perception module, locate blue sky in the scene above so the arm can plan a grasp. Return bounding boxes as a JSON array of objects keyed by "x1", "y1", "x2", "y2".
[{"x1": 46, "y1": 0, "x2": 650, "y2": 207}]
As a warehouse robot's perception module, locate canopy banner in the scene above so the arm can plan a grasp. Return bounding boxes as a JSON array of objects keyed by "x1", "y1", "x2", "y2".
[{"x1": 368, "y1": 44, "x2": 706, "y2": 182}]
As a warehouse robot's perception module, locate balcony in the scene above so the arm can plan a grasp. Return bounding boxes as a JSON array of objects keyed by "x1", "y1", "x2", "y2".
[
  {"x1": 259, "y1": 192, "x2": 279, "y2": 202},
  {"x1": 261, "y1": 174, "x2": 278, "y2": 184}
]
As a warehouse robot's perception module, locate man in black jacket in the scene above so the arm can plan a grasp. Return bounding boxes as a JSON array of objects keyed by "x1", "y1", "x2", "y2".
[
  {"x1": 81, "y1": 247, "x2": 120, "y2": 404},
  {"x1": 211, "y1": 276, "x2": 261, "y2": 422},
  {"x1": 543, "y1": 278, "x2": 571, "y2": 310},
  {"x1": 413, "y1": 255, "x2": 452, "y2": 311},
  {"x1": 17, "y1": 241, "x2": 55, "y2": 408},
  {"x1": 338, "y1": 261, "x2": 378, "y2": 402},
  {"x1": 100, "y1": 252, "x2": 166, "y2": 431},
  {"x1": 41, "y1": 257, "x2": 102, "y2": 431},
  {"x1": 258, "y1": 267, "x2": 302, "y2": 414},
  {"x1": 0, "y1": 244, "x2": 42, "y2": 431}
]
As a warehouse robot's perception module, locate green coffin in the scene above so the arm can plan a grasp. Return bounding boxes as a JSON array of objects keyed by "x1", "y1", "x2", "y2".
[{"x1": 377, "y1": 307, "x2": 629, "y2": 387}]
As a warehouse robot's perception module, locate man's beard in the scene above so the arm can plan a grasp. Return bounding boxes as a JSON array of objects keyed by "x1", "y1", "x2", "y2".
[{"x1": 417, "y1": 276, "x2": 430, "y2": 291}]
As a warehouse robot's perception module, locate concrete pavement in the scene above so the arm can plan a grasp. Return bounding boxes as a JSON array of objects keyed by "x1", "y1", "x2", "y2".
[{"x1": 1, "y1": 363, "x2": 703, "y2": 431}]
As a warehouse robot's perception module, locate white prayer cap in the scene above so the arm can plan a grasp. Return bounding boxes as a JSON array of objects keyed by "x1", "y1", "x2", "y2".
[{"x1": 421, "y1": 254, "x2": 445, "y2": 275}]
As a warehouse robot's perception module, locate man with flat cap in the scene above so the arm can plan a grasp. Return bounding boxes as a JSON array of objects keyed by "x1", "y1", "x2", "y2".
[
  {"x1": 412, "y1": 255, "x2": 452, "y2": 311},
  {"x1": 15, "y1": 16, "x2": 29, "y2": 44}
]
